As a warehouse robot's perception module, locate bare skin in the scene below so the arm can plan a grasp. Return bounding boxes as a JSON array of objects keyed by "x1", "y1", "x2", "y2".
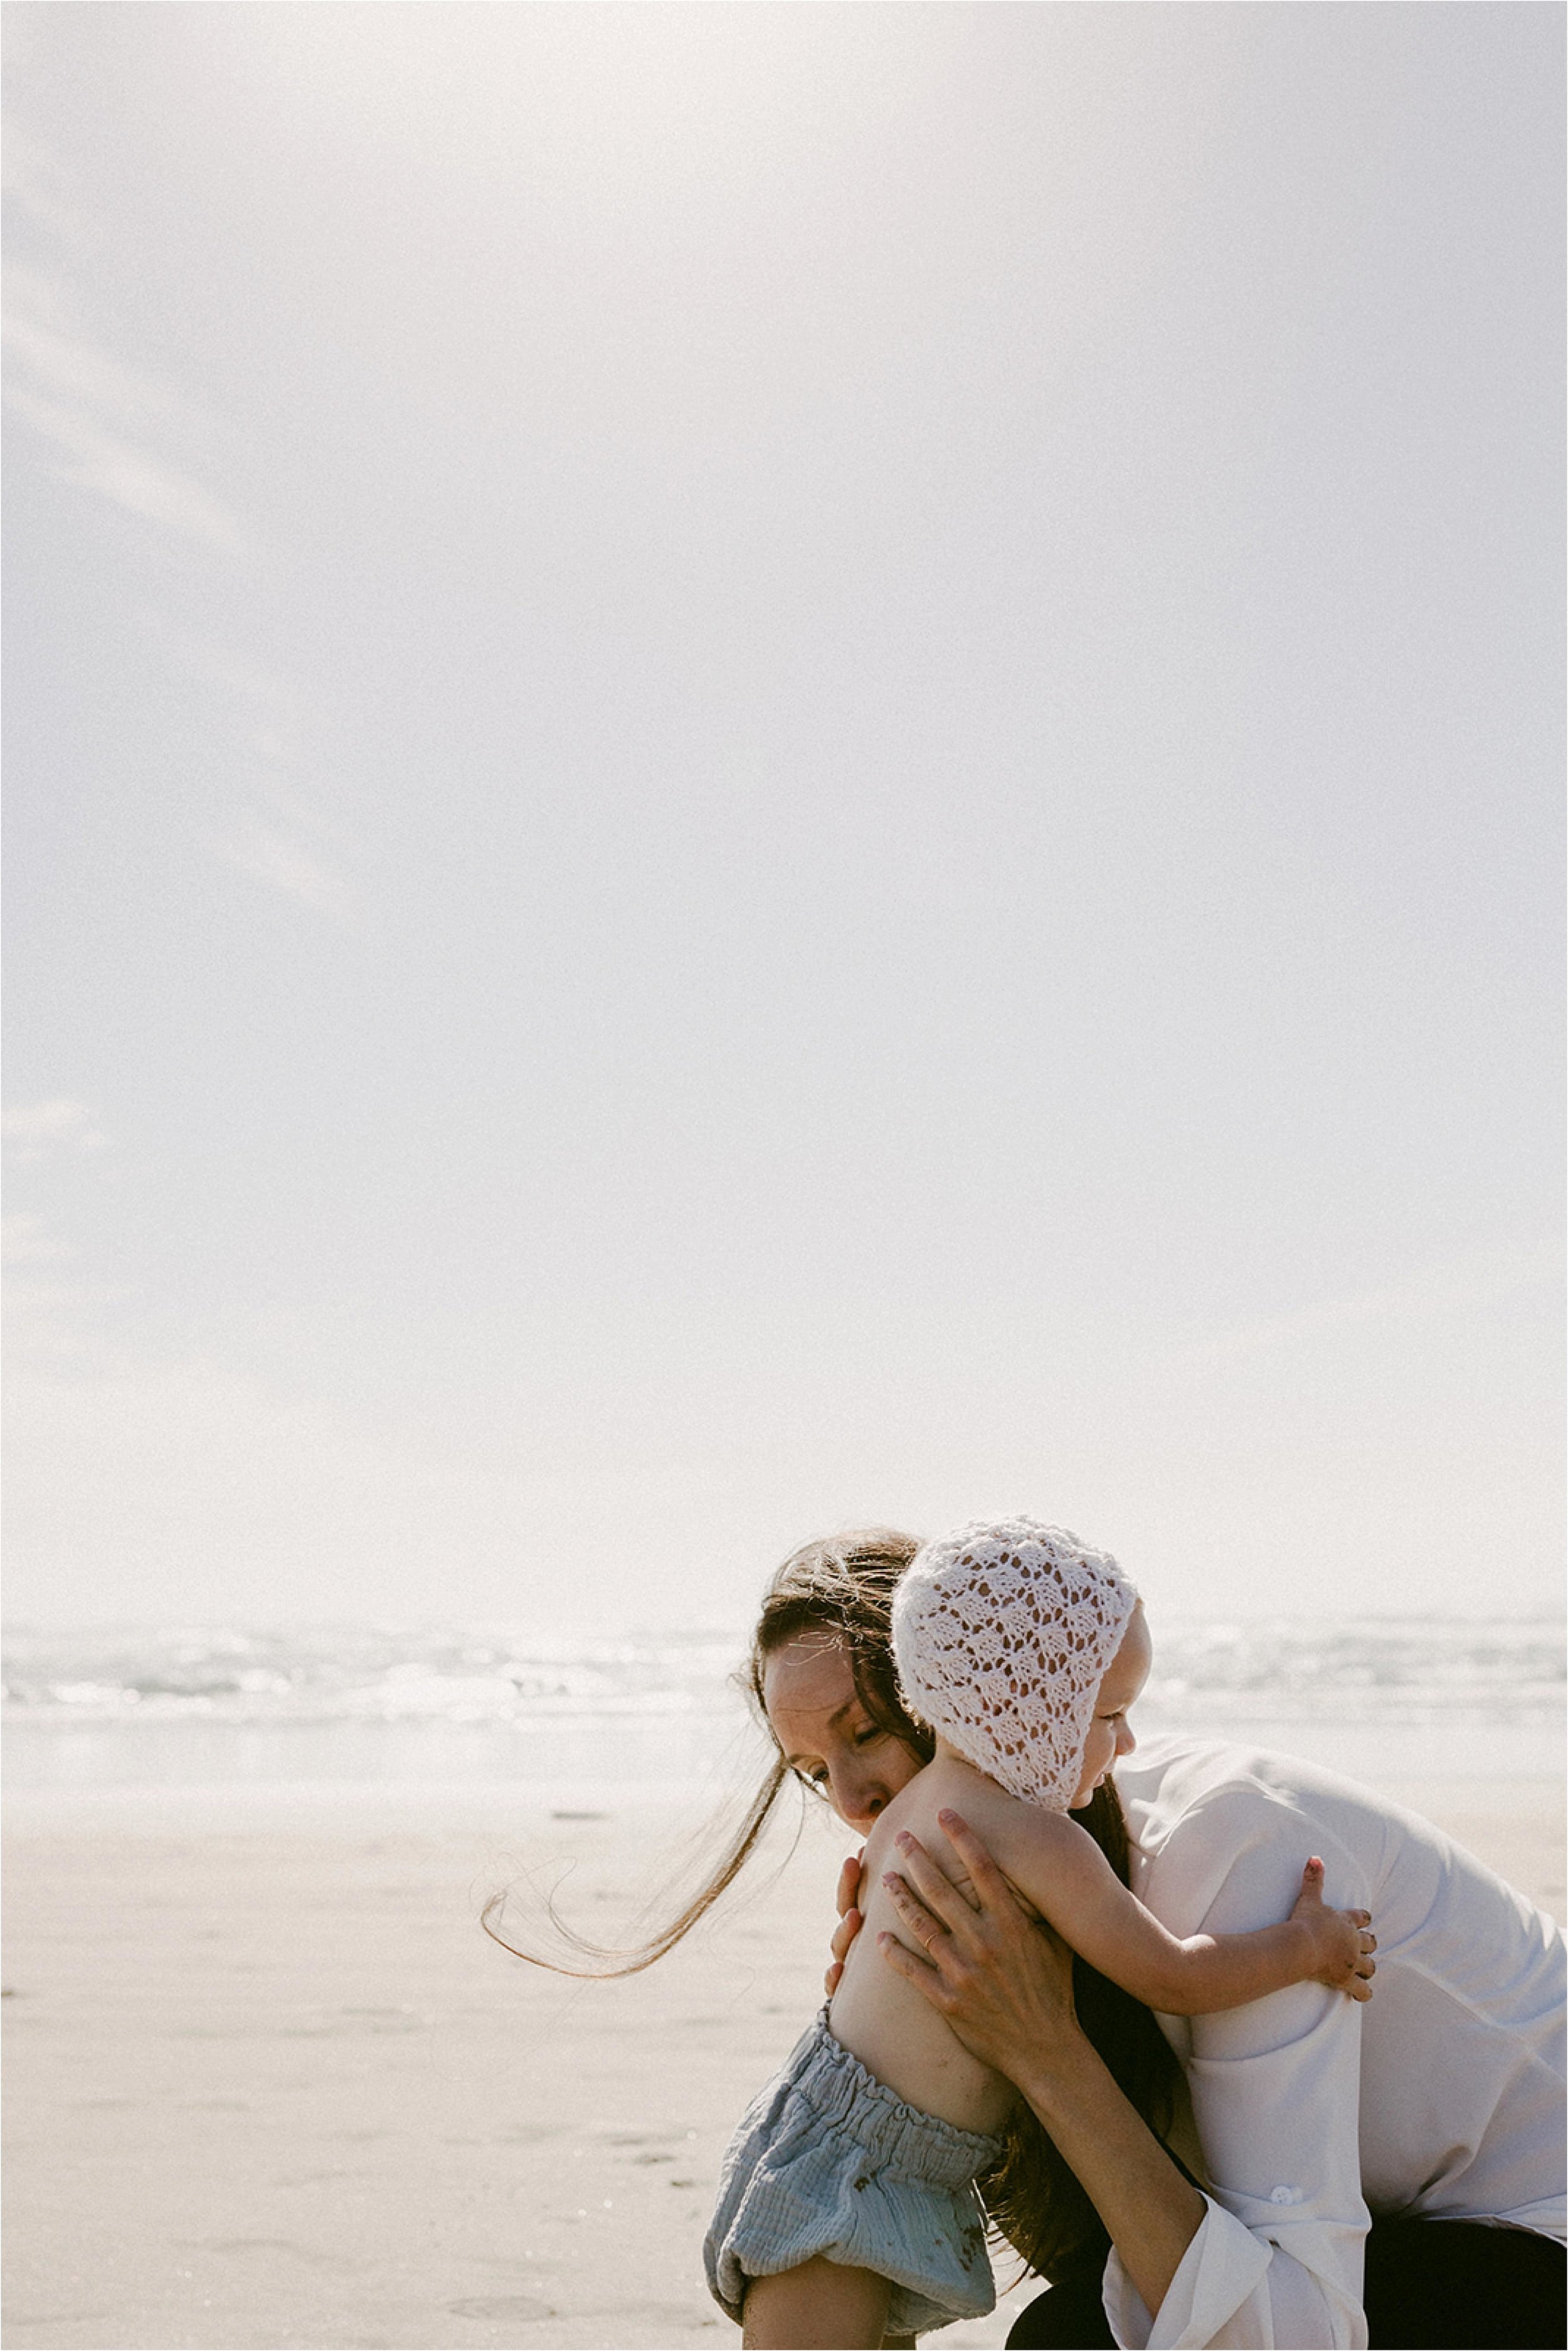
[
  {"x1": 741, "y1": 2259, "x2": 894, "y2": 2350},
  {"x1": 748, "y1": 1621, "x2": 1376, "y2": 2345},
  {"x1": 876, "y1": 1807, "x2": 1210, "y2": 2320}
]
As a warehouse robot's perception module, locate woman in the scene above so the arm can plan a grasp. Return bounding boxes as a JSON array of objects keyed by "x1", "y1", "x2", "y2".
[
  {"x1": 489, "y1": 1525, "x2": 1565, "y2": 2348},
  {"x1": 487, "y1": 1526, "x2": 1194, "y2": 2324},
  {"x1": 827, "y1": 1534, "x2": 1565, "y2": 2351},
  {"x1": 709, "y1": 1522, "x2": 1374, "y2": 2351}
]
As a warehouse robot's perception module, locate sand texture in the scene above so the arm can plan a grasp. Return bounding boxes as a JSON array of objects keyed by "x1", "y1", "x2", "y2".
[{"x1": 3, "y1": 1778, "x2": 1562, "y2": 2351}]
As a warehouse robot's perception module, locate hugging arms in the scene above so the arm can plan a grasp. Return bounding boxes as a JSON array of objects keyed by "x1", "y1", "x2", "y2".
[
  {"x1": 865, "y1": 1812, "x2": 1210, "y2": 2328},
  {"x1": 718, "y1": 1524, "x2": 1395, "y2": 2350},
  {"x1": 723, "y1": 1525, "x2": 1564, "y2": 2350},
  {"x1": 830, "y1": 1756, "x2": 1565, "y2": 2350}
]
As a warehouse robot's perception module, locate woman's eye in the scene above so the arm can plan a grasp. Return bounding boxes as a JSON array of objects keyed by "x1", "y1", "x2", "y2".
[{"x1": 853, "y1": 1724, "x2": 884, "y2": 1748}]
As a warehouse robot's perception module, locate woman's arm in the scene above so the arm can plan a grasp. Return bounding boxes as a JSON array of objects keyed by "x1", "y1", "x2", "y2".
[
  {"x1": 876, "y1": 1815, "x2": 1207, "y2": 2321},
  {"x1": 879, "y1": 1807, "x2": 1372, "y2": 2350}
]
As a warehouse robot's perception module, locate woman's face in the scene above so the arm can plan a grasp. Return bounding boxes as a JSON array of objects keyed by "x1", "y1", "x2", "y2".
[
  {"x1": 762, "y1": 1630, "x2": 925, "y2": 1832},
  {"x1": 1069, "y1": 1603, "x2": 1152, "y2": 1808}
]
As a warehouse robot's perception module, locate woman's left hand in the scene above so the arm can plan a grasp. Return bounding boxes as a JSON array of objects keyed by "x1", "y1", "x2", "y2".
[
  {"x1": 825, "y1": 1849, "x2": 866, "y2": 1997},
  {"x1": 876, "y1": 1808, "x2": 1085, "y2": 2076}
]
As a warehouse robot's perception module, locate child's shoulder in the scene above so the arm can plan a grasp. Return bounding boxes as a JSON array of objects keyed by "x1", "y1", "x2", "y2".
[
  {"x1": 953, "y1": 1774, "x2": 1087, "y2": 1867},
  {"x1": 872, "y1": 1760, "x2": 1086, "y2": 1884}
]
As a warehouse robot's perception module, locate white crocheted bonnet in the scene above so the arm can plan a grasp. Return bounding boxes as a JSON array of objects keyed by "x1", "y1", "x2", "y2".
[{"x1": 891, "y1": 1517, "x2": 1140, "y2": 1812}]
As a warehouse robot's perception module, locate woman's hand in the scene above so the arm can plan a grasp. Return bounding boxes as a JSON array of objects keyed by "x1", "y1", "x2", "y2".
[
  {"x1": 875, "y1": 1808, "x2": 1086, "y2": 2076},
  {"x1": 825, "y1": 1848, "x2": 865, "y2": 1997}
]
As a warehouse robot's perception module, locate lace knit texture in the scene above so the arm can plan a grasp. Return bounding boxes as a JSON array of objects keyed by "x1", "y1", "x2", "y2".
[{"x1": 891, "y1": 1517, "x2": 1140, "y2": 1812}]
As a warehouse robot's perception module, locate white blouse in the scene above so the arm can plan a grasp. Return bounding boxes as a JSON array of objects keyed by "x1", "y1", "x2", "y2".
[{"x1": 1101, "y1": 1737, "x2": 1565, "y2": 2350}]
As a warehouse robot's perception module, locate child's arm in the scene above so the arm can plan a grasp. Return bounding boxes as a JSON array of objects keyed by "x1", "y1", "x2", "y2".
[{"x1": 986, "y1": 1810, "x2": 1374, "y2": 2015}]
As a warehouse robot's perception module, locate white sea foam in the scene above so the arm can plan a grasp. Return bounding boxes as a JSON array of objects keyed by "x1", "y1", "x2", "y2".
[{"x1": 3, "y1": 1615, "x2": 1562, "y2": 1792}]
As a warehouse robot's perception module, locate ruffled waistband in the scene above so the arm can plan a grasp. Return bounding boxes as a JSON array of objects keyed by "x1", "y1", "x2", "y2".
[{"x1": 779, "y1": 2008, "x2": 1005, "y2": 2183}]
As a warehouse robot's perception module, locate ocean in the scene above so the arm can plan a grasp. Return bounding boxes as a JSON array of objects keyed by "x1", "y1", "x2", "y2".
[{"x1": 4, "y1": 1613, "x2": 1562, "y2": 1812}]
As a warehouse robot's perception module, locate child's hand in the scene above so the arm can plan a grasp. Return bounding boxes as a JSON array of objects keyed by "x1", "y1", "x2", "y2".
[
  {"x1": 825, "y1": 1849, "x2": 865, "y2": 1996},
  {"x1": 1291, "y1": 1857, "x2": 1377, "y2": 2000}
]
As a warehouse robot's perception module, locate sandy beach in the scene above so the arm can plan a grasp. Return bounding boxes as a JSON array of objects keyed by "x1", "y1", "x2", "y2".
[{"x1": 4, "y1": 1776, "x2": 1562, "y2": 2351}]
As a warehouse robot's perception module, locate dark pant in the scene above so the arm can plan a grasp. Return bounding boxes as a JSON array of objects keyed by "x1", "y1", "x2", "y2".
[{"x1": 1004, "y1": 2217, "x2": 1567, "y2": 2350}]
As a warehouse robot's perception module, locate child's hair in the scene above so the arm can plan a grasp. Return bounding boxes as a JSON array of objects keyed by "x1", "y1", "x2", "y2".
[{"x1": 482, "y1": 1524, "x2": 1180, "y2": 2282}]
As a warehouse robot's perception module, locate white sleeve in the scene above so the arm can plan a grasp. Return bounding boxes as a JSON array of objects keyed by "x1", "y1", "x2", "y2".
[{"x1": 1104, "y1": 1790, "x2": 1372, "y2": 2350}]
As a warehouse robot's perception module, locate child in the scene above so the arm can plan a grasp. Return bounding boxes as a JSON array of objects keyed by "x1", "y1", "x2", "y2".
[{"x1": 705, "y1": 1518, "x2": 1375, "y2": 2342}]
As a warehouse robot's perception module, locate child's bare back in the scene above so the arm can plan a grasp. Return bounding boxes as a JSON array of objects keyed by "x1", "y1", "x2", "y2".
[{"x1": 828, "y1": 1751, "x2": 1038, "y2": 2137}]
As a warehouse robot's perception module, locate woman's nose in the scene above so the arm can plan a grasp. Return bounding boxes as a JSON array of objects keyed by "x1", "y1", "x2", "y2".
[
  {"x1": 1116, "y1": 1720, "x2": 1137, "y2": 1759},
  {"x1": 832, "y1": 1765, "x2": 886, "y2": 1829}
]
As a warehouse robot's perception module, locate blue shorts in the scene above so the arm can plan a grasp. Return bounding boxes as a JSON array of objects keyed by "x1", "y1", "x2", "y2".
[{"x1": 704, "y1": 2007, "x2": 1005, "y2": 2336}]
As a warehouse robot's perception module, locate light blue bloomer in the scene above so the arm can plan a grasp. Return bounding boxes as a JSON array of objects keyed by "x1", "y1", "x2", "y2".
[{"x1": 704, "y1": 2008, "x2": 1004, "y2": 2337}]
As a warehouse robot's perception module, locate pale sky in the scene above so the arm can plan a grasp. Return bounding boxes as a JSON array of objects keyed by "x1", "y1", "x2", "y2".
[{"x1": 4, "y1": 3, "x2": 1562, "y2": 1631}]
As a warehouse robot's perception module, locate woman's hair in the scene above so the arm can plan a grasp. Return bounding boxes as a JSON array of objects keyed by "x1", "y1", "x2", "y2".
[
  {"x1": 482, "y1": 1522, "x2": 1181, "y2": 2283},
  {"x1": 977, "y1": 1779, "x2": 1182, "y2": 2282},
  {"x1": 480, "y1": 1527, "x2": 933, "y2": 1978}
]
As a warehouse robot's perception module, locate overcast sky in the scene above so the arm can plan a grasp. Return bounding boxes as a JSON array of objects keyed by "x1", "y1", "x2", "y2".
[{"x1": 4, "y1": 3, "x2": 1561, "y2": 1632}]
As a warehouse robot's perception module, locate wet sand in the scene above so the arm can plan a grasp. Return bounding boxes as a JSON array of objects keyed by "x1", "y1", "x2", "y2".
[{"x1": 3, "y1": 1778, "x2": 1562, "y2": 2351}]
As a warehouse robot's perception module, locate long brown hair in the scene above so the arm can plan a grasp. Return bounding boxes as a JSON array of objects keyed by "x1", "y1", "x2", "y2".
[
  {"x1": 978, "y1": 1779, "x2": 1181, "y2": 2281},
  {"x1": 482, "y1": 1524, "x2": 1180, "y2": 2283},
  {"x1": 480, "y1": 1527, "x2": 933, "y2": 1977}
]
